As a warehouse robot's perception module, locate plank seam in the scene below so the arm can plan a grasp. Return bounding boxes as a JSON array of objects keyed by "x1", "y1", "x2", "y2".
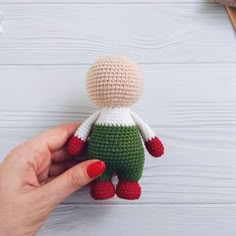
[
  {"x1": 0, "y1": 62, "x2": 236, "y2": 66},
  {"x1": 0, "y1": 2, "x2": 218, "y2": 5},
  {"x1": 60, "y1": 202, "x2": 236, "y2": 206}
]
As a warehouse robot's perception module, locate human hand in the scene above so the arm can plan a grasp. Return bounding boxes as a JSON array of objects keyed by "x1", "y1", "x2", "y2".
[
  {"x1": 0, "y1": 124, "x2": 106, "y2": 236},
  {"x1": 216, "y1": 0, "x2": 236, "y2": 7}
]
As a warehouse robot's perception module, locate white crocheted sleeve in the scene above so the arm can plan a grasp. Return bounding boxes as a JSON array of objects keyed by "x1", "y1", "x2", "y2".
[
  {"x1": 131, "y1": 111, "x2": 156, "y2": 142},
  {"x1": 74, "y1": 111, "x2": 100, "y2": 141}
]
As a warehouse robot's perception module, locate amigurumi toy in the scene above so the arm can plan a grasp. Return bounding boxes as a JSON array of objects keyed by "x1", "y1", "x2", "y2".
[{"x1": 67, "y1": 55, "x2": 164, "y2": 200}]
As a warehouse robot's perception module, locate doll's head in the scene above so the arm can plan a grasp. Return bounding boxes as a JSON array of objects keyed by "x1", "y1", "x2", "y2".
[{"x1": 86, "y1": 55, "x2": 143, "y2": 107}]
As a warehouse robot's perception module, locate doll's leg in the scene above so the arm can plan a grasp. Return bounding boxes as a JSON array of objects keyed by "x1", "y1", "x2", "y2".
[
  {"x1": 116, "y1": 159, "x2": 144, "y2": 200},
  {"x1": 90, "y1": 170, "x2": 115, "y2": 200}
]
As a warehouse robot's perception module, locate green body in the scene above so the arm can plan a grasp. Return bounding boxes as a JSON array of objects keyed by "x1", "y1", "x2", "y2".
[{"x1": 88, "y1": 124, "x2": 144, "y2": 182}]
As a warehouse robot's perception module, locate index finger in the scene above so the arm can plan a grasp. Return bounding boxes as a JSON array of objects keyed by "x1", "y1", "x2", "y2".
[{"x1": 31, "y1": 123, "x2": 79, "y2": 152}]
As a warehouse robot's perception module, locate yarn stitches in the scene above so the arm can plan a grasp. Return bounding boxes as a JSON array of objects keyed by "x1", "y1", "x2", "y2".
[
  {"x1": 67, "y1": 55, "x2": 165, "y2": 200},
  {"x1": 96, "y1": 107, "x2": 135, "y2": 126}
]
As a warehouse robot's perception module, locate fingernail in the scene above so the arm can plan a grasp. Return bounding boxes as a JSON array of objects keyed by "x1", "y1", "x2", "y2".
[{"x1": 87, "y1": 161, "x2": 106, "y2": 178}]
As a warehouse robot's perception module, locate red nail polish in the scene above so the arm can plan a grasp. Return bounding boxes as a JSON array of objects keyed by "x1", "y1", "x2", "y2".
[{"x1": 87, "y1": 161, "x2": 106, "y2": 178}]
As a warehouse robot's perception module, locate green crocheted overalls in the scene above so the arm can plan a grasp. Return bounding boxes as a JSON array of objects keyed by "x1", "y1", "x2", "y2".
[{"x1": 88, "y1": 124, "x2": 144, "y2": 182}]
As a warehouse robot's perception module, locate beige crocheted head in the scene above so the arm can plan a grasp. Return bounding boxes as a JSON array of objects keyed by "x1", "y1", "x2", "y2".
[{"x1": 86, "y1": 55, "x2": 143, "y2": 107}]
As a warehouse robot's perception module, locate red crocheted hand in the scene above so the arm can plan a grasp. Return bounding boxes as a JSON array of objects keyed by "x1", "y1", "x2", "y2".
[
  {"x1": 67, "y1": 135, "x2": 86, "y2": 157},
  {"x1": 145, "y1": 137, "x2": 164, "y2": 158}
]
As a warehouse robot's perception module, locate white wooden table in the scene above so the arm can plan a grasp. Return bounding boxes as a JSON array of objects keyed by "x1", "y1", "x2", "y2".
[{"x1": 1, "y1": 1, "x2": 236, "y2": 235}]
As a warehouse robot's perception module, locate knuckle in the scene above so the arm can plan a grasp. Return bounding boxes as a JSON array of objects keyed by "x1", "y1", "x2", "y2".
[{"x1": 66, "y1": 169, "x2": 86, "y2": 190}]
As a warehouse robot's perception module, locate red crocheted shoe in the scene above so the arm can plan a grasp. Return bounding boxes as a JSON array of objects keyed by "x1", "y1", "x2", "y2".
[
  {"x1": 116, "y1": 181, "x2": 141, "y2": 200},
  {"x1": 145, "y1": 137, "x2": 164, "y2": 157},
  {"x1": 90, "y1": 181, "x2": 115, "y2": 200},
  {"x1": 67, "y1": 136, "x2": 85, "y2": 156}
]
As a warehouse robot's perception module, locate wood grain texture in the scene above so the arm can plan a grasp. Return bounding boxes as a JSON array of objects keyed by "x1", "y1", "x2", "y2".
[
  {"x1": 38, "y1": 204, "x2": 236, "y2": 236},
  {"x1": 1, "y1": 1, "x2": 236, "y2": 235},
  {"x1": 1, "y1": 64, "x2": 236, "y2": 204},
  {"x1": 0, "y1": 4, "x2": 235, "y2": 65},
  {"x1": 1, "y1": 64, "x2": 236, "y2": 127}
]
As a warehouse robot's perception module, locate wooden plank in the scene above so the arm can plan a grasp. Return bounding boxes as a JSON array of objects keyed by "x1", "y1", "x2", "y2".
[
  {"x1": 1, "y1": 64, "x2": 236, "y2": 127},
  {"x1": 226, "y1": 6, "x2": 236, "y2": 30},
  {"x1": 2, "y1": 124, "x2": 236, "y2": 204},
  {"x1": 1, "y1": 64, "x2": 236, "y2": 204},
  {"x1": 38, "y1": 204, "x2": 236, "y2": 236},
  {"x1": 0, "y1": 1, "x2": 217, "y2": 3},
  {"x1": 0, "y1": 4, "x2": 235, "y2": 64}
]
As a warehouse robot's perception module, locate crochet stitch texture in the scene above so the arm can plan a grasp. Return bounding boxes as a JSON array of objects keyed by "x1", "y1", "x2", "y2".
[
  {"x1": 67, "y1": 55, "x2": 164, "y2": 200},
  {"x1": 88, "y1": 124, "x2": 144, "y2": 182}
]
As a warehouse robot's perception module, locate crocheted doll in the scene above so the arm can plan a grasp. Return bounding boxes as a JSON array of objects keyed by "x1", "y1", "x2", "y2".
[{"x1": 67, "y1": 55, "x2": 164, "y2": 200}]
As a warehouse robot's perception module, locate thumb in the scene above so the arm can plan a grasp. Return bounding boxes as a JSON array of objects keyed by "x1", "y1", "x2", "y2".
[{"x1": 37, "y1": 160, "x2": 106, "y2": 206}]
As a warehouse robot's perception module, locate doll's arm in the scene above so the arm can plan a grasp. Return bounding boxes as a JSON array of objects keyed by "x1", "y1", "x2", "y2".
[
  {"x1": 67, "y1": 111, "x2": 100, "y2": 156},
  {"x1": 131, "y1": 111, "x2": 164, "y2": 157}
]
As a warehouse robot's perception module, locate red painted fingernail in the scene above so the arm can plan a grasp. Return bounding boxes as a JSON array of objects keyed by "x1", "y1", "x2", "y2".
[{"x1": 87, "y1": 161, "x2": 106, "y2": 178}]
